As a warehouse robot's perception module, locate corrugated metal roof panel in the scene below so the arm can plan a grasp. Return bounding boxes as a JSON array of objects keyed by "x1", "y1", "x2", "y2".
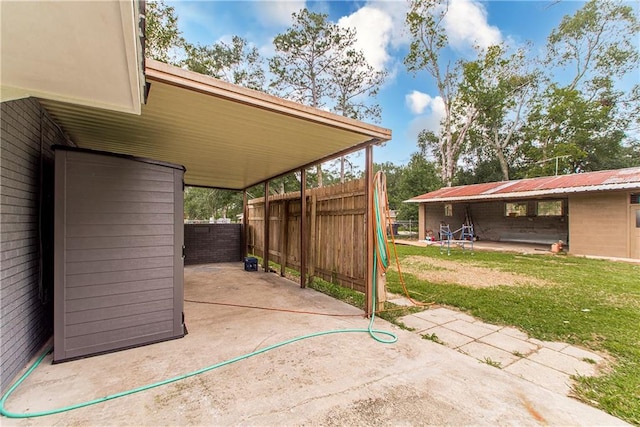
[{"x1": 407, "y1": 167, "x2": 640, "y2": 203}]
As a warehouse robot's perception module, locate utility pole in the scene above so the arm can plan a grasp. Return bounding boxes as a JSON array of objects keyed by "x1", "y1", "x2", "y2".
[{"x1": 535, "y1": 155, "x2": 571, "y2": 176}]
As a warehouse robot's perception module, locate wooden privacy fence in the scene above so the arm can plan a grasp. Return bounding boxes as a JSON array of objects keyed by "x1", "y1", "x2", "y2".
[{"x1": 247, "y1": 178, "x2": 367, "y2": 292}]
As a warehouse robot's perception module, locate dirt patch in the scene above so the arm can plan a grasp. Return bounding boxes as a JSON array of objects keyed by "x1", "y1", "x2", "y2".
[{"x1": 396, "y1": 256, "x2": 550, "y2": 288}]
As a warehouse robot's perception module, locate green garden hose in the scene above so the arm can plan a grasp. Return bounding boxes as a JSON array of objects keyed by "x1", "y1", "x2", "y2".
[{"x1": 0, "y1": 173, "x2": 397, "y2": 419}]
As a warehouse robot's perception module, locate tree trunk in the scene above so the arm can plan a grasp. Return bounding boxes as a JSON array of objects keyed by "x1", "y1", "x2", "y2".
[
  {"x1": 316, "y1": 164, "x2": 323, "y2": 187},
  {"x1": 496, "y1": 149, "x2": 510, "y2": 181}
]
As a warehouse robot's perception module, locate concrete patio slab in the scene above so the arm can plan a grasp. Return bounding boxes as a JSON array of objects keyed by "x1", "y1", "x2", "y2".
[
  {"x1": 421, "y1": 325, "x2": 476, "y2": 348},
  {"x1": 397, "y1": 314, "x2": 438, "y2": 332},
  {"x1": 0, "y1": 264, "x2": 626, "y2": 426},
  {"x1": 505, "y1": 359, "x2": 573, "y2": 396},
  {"x1": 473, "y1": 320, "x2": 502, "y2": 331},
  {"x1": 412, "y1": 306, "x2": 459, "y2": 324},
  {"x1": 458, "y1": 341, "x2": 521, "y2": 367},
  {"x1": 561, "y1": 345, "x2": 605, "y2": 363},
  {"x1": 528, "y1": 348, "x2": 598, "y2": 377},
  {"x1": 479, "y1": 331, "x2": 539, "y2": 356},
  {"x1": 528, "y1": 337, "x2": 570, "y2": 351},
  {"x1": 501, "y1": 326, "x2": 531, "y2": 341},
  {"x1": 443, "y1": 319, "x2": 496, "y2": 339},
  {"x1": 451, "y1": 312, "x2": 477, "y2": 323}
]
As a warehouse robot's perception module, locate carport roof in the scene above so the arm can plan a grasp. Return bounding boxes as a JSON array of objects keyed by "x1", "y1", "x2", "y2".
[
  {"x1": 38, "y1": 60, "x2": 391, "y2": 190},
  {"x1": 406, "y1": 167, "x2": 640, "y2": 203}
]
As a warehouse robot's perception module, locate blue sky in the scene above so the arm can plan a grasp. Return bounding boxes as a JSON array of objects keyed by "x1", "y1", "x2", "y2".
[{"x1": 167, "y1": 0, "x2": 593, "y2": 166}]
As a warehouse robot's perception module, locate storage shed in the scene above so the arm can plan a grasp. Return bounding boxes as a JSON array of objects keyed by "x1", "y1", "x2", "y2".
[{"x1": 53, "y1": 146, "x2": 186, "y2": 362}]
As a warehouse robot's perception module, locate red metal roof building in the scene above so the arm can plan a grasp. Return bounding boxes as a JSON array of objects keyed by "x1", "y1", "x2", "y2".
[
  {"x1": 407, "y1": 167, "x2": 640, "y2": 203},
  {"x1": 406, "y1": 167, "x2": 640, "y2": 260}
]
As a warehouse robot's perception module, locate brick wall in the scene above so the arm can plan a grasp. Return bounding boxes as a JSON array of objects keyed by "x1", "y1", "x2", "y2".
[
  {"x1": 184, "y1": 224, "x2": 242, "y2": 264},
  {"x1": 1, "y1": 98, "x2": 69, "y2": 392}
]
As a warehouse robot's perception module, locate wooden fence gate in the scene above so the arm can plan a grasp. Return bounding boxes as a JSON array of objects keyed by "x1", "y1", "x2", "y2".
[{"x1": 247, "y1": 179, "x2": 366, "y2": 292}]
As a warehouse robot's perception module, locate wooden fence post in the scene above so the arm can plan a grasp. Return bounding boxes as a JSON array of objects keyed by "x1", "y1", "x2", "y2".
[
  {"x1": 300, "y1": 168, "x2": 307, "y2": 288},
  {"x1": 308, "y1": 193, "x2": 317, "y2": 285},
  {"x1": 264, "y1": 181, "x2": 270, "y2": 272},
  {"x1": 365, "y1": 146, "x2": 374, "y2": 317},
  {"x1": 280, "y1": 200, "x2": 288, "y2": 277},
  {"x1": 242, "y1": 190, "x2": 248, "y2": 258}
]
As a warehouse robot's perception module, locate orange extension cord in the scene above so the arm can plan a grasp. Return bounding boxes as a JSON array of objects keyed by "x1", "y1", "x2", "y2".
[
  {"x1": 187, "y1": 172, "x2": 431, "y2": 317},
  {"x1": 373, "y1": 171, "x2": 433, "y2": 308}
]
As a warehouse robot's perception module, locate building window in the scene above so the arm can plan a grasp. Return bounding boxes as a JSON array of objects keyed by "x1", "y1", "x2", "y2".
[
  {"x1": 444, "y1": 204, "x2": 453, "y2": 217},
  {"x1": 505, "y1": 202, "x2": 527, "y2": 217},
  {"x1": 537, "y1": 200, "x2": 563, "y2": 216},
  {"x1": 631, "y1": 193, "x2": 639, "y2": 204}
]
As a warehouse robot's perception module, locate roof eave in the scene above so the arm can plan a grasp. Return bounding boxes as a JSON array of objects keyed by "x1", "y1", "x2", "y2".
[
  {"x1": 405, "y1": 183, "x2": 640, "y2": 203},
  {"x1": 145, "y1": 59, "x2": 392, "y2": 142}
]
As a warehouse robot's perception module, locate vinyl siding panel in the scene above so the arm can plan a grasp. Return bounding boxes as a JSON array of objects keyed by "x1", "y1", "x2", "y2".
[
  {"x1": 0, "y1": 98, "x2": 68, "y2": 392},
  {"x1": 54, "y1": 148, "x2": 185, "y2": 362},
  {"x1": 65, "y1": 299, "x2": 174, "y2": 325}
]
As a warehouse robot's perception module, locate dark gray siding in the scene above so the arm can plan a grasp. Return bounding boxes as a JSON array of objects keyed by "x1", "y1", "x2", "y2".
[
  {"x1": 184, "y1": 224, "x2": 242, "y2": 264},
  {"x1": 54, "y1": 149, "x2": 184, "y2": 362},
  {"x1": 1, "y1": 98, "x2": 69, "y2": 392}
]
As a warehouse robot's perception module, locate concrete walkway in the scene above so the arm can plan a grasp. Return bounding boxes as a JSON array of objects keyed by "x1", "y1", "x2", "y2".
[{"x1": 394, "y1": 301, "x2": 606, "y2": 396}]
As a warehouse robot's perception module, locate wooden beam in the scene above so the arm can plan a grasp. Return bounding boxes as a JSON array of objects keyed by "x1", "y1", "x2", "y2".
[
  {"x1": 300, "y1": 169, "x2": 307, "y2": 288},
  {"x1": 264, "y1": 181, "x2": 270, "y2": 272},
  {"x1": 242, "y1": 142, "x2": 383, "y2": 191},
  {"x1": 365, "y1": 145, "x2": 374, "y2": 317}
]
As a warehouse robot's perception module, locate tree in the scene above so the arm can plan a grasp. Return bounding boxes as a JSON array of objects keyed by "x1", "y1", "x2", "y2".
[
  {"x1": 182, "y1": 36, "x2": 266, "y2": 91},
  {"x1": 405, "y1": 0, "x2": 480, "y2": 187},
  {"x1": 184, "y1": 187, "x2": 243, "y2": 221},
  {"x1": 270, "y1": 9, "x2": 384, "y2": 186},
  {"x1": 460, "y1": 44, "x2": 539, "y2": 181},
  {"x1": 270, "y1": 9, "x2": 354, "y2": 107},
  {"x1": 523, "y1": 0, "x2": 640, "y2": 175},
  {"x1": 375, "y1": 155, "x2": 440, "y2": 221},
  {"x1": 546, "y1": 0, "x2": 639, "y2": 96},
  {"x1": 270, "y1": 9, "x2": 350, "y2": 186},
  {"x1": 330, "y1": 49, "x2": 386, "y2": 182},
  {"x1": 523, "y1": 85, "x2": 629, "y2": 175},
  {"x1": 144, "y1": 0, "x2": 185, "y2": 64},
  {"x1": 330, "y1": 50, "x2": 386, "y2": 123},
  {"x1": 374, "y1": 162, "x2": 404, "y2": 211},
  {"x1": 396, "y1": 153, "x2": 441, "y2": 221}
]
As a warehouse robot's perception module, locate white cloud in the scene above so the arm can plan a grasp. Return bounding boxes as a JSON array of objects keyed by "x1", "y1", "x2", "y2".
[
  {"x1": 254, "y1": 0, "x2": 306, "y2": 27},
  {"x1": 406, "y1": 91, "x2": 432, "y2": 115},
  {"x1": 405, "y1": 91, "x2": 445, "y2": 116},
  {"x1": 368, "y1": 0, "x2": 411, "y2": 48},
  {"x1": 338, "y1": 6, "x2": 393, "y2": 71},
  {"x1": 443, "y1": 0, "x2": 502, "y2": 50},
  {"x1": 406, "y1": 93, "x2": 446, "y2": 152}
]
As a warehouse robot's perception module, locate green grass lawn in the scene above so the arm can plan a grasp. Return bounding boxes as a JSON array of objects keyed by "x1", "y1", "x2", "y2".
[{"x1": 385, "y1": 245, "x2": 640, "y2": 425}]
